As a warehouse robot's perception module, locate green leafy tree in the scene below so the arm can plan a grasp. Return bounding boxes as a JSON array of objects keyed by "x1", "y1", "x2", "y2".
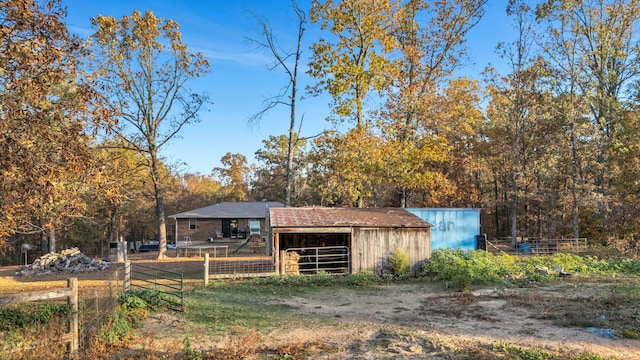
[
  {"x1": 252, "y1": 135, "x2": 311, "y2": 205},
  {"x1": 90, "y1": 10, "x2": 210, "y2": 258},
  {"x1": 309, "y1": 0, "x2": 395, "y2": 128}
]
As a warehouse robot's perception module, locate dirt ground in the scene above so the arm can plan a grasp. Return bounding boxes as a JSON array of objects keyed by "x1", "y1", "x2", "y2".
[{"x1": 2, "y1": 255, "x2": 640, "y2": 359}]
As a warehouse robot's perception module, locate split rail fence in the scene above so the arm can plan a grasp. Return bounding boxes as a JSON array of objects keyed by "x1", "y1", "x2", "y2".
[{"x1": 0, "y1": 278, "x2": 79, "y2": 354}]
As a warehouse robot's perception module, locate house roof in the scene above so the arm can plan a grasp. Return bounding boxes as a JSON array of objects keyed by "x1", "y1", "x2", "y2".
[
  {"x1": 169, "y1": 201, "x2": 284, "y2": 219},
  {"x1": 269, "y1": 207, "x2": 431, "y2": 228}
]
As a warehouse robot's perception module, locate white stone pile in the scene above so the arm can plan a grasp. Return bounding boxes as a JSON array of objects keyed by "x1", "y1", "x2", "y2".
[{"x1": 16, "y1": 247, "x2": 109, "y2": 276}]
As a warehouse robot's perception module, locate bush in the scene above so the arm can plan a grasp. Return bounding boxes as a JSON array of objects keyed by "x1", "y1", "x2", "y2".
[
  {"x1": 422, "y1": 248, "x2": 640, "y2": 290},
  {"x1": 100, "y1": 310, "x2": 132, "y2": 344},
  {"x1": 120, "y1": 288, "x2": 167, "y2": 311},
  {"x1": 98, "y1": 288, "x2": 168, "y2": 345},
  {"x1": 389, "y1": 247, "x2": 410, "y2": 278},
  {"x1": 422, "y1": 249, "x2": 517, "y2": 289},
  {"x1": 0, "y1": 303, "x2": 69, "y2": 331}
]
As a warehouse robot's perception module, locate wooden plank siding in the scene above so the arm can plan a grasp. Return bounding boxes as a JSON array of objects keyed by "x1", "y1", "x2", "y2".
[{"x1": 351, "y1": 228, "x2": 430, "y2": 276}]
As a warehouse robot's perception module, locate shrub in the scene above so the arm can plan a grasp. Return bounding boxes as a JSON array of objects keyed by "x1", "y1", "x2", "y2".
[
  {"x1": 120, "y1": 288, "x2": 167, "y2": 311},
  {"x1": 342, "y1": 271, "x2": 380, "y2": 287},
  {"x1": 100, "y1": 310, "x2": 132, "y2": 344},
  {"x1": 389, "y1": 247, "x2": 410, "y2": 278},
  {"x1": 0, "y1": 303, "x2": 69, "y2": 331},
  {"x1": 422, "y1": 249, "x2": 517, "y2": 289},
  {"x1": 96, "y1": 288, "x2": 168, "y2": 345}
]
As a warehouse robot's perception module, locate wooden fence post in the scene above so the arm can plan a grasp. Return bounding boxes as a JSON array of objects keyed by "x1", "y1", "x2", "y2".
[
  {"x1": 68, "y1": 277, "x2": 79, "y2": 354},
  {"x1": 204, "y1": 253, "x2": 209, "y2": 286}
]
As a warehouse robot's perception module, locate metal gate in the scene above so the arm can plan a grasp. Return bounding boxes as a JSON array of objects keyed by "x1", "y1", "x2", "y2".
[
  {"x1": 284, "y1": 246, "x2": 349, "y2": 275},
  {"x1": 124, "y1": 263, "x2": 184, "y2": 312}
]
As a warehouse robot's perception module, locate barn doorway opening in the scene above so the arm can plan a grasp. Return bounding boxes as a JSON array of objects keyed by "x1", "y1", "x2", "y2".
[{"x1": 278, "y1": 233, "x2": 351, "y2": 274}]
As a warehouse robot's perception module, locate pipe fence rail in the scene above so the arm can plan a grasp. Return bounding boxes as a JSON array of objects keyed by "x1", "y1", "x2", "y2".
[
  {"x1": 487, "y1": 238, "x2": 588, "y2": 255},
  {"x1": 283, "y1": 246, "x2": 350, "y2": 275}
]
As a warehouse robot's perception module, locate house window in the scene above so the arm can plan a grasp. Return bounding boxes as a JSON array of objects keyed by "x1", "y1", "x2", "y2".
[{"x1": 189, "y1": 219, "x2": 197, "y2": 230}]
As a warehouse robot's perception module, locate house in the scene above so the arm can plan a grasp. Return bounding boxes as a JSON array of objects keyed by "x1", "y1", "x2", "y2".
[
  {"x1": 169, "y1": 201, "x2": 284, "y2": 245},
  {"x1": 269, "y1": 207, "x2": 431, "y2": 275}
]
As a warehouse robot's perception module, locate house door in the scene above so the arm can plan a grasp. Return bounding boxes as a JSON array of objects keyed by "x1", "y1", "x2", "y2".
[{"x1": 222, "y1": 219, "x2": 238, "y2": 238}]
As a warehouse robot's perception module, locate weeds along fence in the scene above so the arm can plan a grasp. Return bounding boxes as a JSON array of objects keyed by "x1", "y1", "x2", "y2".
[{"x1": 124, "y1": 262, "x2": 184, "y2": 312}]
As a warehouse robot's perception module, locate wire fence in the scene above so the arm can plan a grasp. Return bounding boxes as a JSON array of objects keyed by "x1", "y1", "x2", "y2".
[
  {"x1": 78, "y1": 283, "x2": 119, "y2": 351},
  {"x1": 208, "y1": 255, "x2": 276, "y2": 279}
]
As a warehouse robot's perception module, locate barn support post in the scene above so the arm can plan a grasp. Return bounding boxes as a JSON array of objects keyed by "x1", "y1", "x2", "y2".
[
  {"x1": 204, "y1": 253, "x2": 209, "y2": 286},
  {"x1": 279, "y1": 250, "x2": 286, "y2": 275}
]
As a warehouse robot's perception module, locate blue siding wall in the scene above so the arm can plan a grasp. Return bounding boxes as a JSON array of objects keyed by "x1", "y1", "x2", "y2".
[{"x1": 407, "y1": 208, "x2": 480, "y2": 250}]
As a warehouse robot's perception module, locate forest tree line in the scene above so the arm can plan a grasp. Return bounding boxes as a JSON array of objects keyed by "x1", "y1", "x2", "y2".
[{"x1": 2, "y1": 0, "x2": 640, "y2": 262}]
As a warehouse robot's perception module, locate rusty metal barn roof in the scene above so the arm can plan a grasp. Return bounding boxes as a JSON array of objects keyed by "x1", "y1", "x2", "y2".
[{"x1": 269, "y1": 207, "x2": 431, "y2": 228}]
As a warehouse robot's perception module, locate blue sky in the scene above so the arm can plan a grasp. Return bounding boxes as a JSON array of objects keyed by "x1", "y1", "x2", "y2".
[{"x1": 63, "y1": 0, "x2": 513, "y2": 175}]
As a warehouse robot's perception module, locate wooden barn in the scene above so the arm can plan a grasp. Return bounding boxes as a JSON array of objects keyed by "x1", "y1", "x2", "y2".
[{"x1": 269, "y1": 207, "x2": 431, "y2": 276}]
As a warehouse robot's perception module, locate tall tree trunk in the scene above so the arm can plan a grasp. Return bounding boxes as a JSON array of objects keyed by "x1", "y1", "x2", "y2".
[
  {"x1": 285, "y1": 82, "x2": 296, "y2": 207},
  {"x1": 570, "y1": 122, "x2": 580, "y2": 241},
  {"x1": 511, "y1": 143, "x2": 519, "y2": 248},
  {"x1": 493, "y1": 170, "x2": 500, "y2": 240},
  {"x1": 48, "y1": 228, "x2": 56, "y2": 254},
  {"x1": 150, "y1": 152, "x2": 167, "y2": 259},
  {"x1": 40, "y1": 230, "x2": 48, "y2": 256}
]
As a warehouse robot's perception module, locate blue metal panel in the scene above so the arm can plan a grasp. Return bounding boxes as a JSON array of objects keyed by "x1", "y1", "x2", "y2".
[{"x1": 407, "y1": 208, "x2": 480, "y2": 250}]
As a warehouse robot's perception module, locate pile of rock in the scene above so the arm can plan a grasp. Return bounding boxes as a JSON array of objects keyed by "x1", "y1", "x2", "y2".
[{"x1": 16, "y1": 247, "x2": 109, "y2": 276}]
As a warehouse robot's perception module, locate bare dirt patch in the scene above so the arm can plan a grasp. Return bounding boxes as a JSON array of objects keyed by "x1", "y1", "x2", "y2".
[{"x1": 269, "y1": 283, "x2": 640, "y2": 359}]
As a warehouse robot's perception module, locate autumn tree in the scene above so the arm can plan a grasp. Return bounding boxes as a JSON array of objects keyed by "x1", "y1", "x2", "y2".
[
  {"x1": 172, "y1": 173, "x2": 222, "y2": 213},
  {"x1": 213, "y1": 153, "x2": 250, "y2": 202},
  {"x1": 89, "y1": 141, "x2": 164, "y2": 253},
  {"x1": 482, "y1": 0, "x2": 545, "y2": 246},
  {"x1": 536, "y1": 0, "x2": 640, "y2": 241},
  {"x1": 0, "y1": 0, "x2": 105, "y2": 253},
  {"x1": 310, "y1": 127, "x2": 384, "y2": 206},
  {"x1": 379, "y1": 0, "x2": 486, "y2": 207},
  {"x1": 90, "y1": 10, "x2": 210, "y2": 258}
]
